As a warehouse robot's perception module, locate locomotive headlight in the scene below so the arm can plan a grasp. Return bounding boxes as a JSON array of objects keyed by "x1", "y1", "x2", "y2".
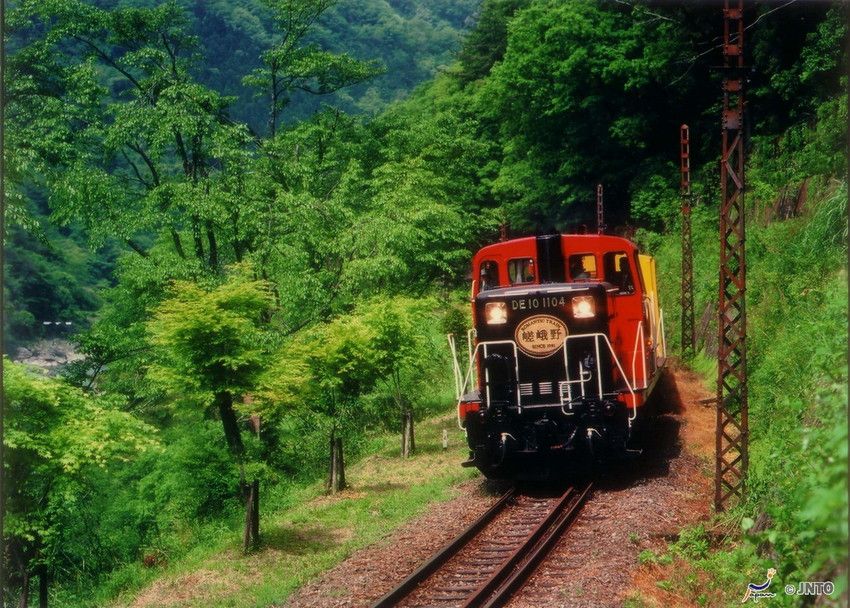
[
  {"x1": 484, "y1": 302, "x2": 508, "y2": 325},
  {"x1": 571, "y1": 295, "x2": 596, "y2": 319}
]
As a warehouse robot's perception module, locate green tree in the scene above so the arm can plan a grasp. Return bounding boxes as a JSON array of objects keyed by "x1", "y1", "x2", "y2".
[
  {"x1": 476, "y1": 0, "x2": 695, "y2": 229},
  {"x1": 259, "y1": 312, "x2": 382, "y2": 492},
  {"x1": 243, "y1": 0, "x2": 382, "y2": 136},
  {"x1": 10, "y1": 1, "x2": 254, "y2": 271},
  {"x1": 456, "y1": 0, "x2": 530, "y2": 84},
  {"x1": 145, "y1": 267, "x2": 274, "y2": 461},
  {"x1": 358, "y1": 297, "x2": 431, "y2": 457},
  {"x1": 4, "y1": 361, "x2": 158, "y2": 605}
]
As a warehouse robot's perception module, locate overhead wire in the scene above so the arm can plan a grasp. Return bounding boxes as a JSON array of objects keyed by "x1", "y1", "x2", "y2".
[{"x1": 668, "y1": 0, "x2": 799, "y2": 86}]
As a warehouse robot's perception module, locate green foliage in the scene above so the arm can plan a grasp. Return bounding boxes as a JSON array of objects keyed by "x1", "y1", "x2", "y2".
[
  {"x1": 4, "y1": 361, "x2": 158, "y2": 581},
  {"x1": 456, "y1": 0, "x2": 529, "y2": 84},
  {"x1": 242, "y1": 0, "x2": 383, "y2": 135},
  {"x1": 136, "y1": 423, "x2": 241, "y2": 522},
  {"x1": 4, "y1": 221, "x2": 110, "y2": 351},
  {"x1": 146, "y1": 265, "x2": 275, "y2": 458},
  {"x1": 259, "y1": 307, "x2": 382, "y2": 425},
  {"x1": 259, "y1": 295, "x2": 448, "y2": 465},
  {"x1": 146, "y1": 267, "x2": 274, "y2": 401},
  {"x1": 88, "y1": 0, "x2": 478, "y2": 126},
  {"x1": 629, "y1": 170, "x2": 680, "y2": 231},
  {"x1": 476, "y1": 0, "x2": 696, "y2": 227}
]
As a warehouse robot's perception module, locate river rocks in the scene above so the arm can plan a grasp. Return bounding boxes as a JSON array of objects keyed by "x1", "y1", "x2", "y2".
[{"x1": 11, "y1": 339, "x2": 83, "y2": 375}]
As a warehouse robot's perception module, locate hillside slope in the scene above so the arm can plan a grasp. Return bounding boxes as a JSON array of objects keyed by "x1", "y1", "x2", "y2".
[
  {"x1": 100, "y1": 0, "x2": 480, "y2": 127},
  {"x1": 634, "y1": 96, "x2": 847, "y2": 603}
]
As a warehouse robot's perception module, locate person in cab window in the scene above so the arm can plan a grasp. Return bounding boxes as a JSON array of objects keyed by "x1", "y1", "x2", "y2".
[
  {"x1": 570, "y1": 258, "x2": 589, "y2": 279},
  {"x1": 521, "y1": 260, "x2": 534, "y2": 283},
  {"x1": 480, "y1": 261, "x2": 498, "y2": 291}
]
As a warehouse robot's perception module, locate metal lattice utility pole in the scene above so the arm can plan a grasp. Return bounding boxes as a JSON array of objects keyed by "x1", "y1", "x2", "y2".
[
  {"x1": 596, "y1": 184, "x2": 604, "y2": 234},
  {"x1": 680, "y1": 124, "x2": 695, "y2": 355},
  {"x1": 716, "y1": 0, "x2": 748, "y2": 512}
]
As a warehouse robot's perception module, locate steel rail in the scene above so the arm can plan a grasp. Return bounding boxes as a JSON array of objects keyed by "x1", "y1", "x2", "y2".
[
  {"x1": 478, "y1": 482, "x2": 594, "y2": 608},
  {"x1": 461, "y1": 485, "x2": 590, "y2": 608},
  {"x1": 370, "y1": 488, "x2": 515, "y2": 608}
]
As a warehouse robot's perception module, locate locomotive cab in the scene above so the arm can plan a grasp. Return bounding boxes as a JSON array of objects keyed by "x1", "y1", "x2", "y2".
[{"x1": 450, "y1": 233, "x2": 666, "y2": 478}]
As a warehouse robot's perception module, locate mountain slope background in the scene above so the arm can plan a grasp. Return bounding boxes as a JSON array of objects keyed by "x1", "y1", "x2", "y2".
[{"x1": 97, "y1": 0, "x2": 480, "y2": 127}]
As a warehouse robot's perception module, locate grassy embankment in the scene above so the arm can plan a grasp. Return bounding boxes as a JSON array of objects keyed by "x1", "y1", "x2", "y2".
[
  {"x1": 92, "y1": 409, "x2": 478, "y2": 608},
  {"x1": 627, "y1": 98, "x2": 848, "y2": 606}
]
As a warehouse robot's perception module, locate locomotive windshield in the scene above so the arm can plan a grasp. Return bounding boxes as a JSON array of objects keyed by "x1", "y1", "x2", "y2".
[
  {"x1": 603, "y1": 251, "x2": 635, "y2": 294},
  {"x1": 508, "y1": 258, "x2": 535, "y2": 284},
  {"x1": 568, "y1": 254, "x2": 597, "y2": 279},
  {"x1": 479, "y1": 260, "x2": 499, "y2": 291}
]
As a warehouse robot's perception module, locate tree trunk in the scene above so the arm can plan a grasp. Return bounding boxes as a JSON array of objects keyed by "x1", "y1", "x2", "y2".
[
  {"x1": 328, "y1": 435, "x2": 346, "y2": 494},
  {"x1": 18, "y1": 569, "x2": 29, "y2": 608},
  {"x1": 402, "y1": 410, "x2": 415, "y2": 458},
  {"x1": 336, "y1": 437, "x2": 348, "y2": 490},
  {"x1": 38, "y1": 565, "x2": 47, "y2": 608},
  {"x1": 242, "y1": 480, "x2": 260, "y2": 552},
  {"x1": 171, "y1": 229, "x2": 186, "y2": 259},
  {"x1": 326, "y1": 430, "x2": 335, "y2": 491},
  {"x1": 251, "y1": 479, "x2": 260, "y2": 545},
  {"x1": 192, "y1": 215, "x2": 205, "y2": 261},
  {"x1": 215, "y1": 391, "x2": 244, "y2": 456},
  {"x1": 206, "y1": 221, "x2": 218, "y2": 269},
  {"x1": 268, "y1": 72, "x2": 279, "y2": 137}
]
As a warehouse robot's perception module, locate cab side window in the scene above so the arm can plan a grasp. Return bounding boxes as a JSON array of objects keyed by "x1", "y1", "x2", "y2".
[
  {"x1": 479, "y1": 260, "x2": 500, "y2": 291},
  {"x1": 508, "y1": 258, "x2": 535, "y2": 285},
  {"x1": 568, "y1": 254, "x2": 597, "y2": 280},
  {"x1": 603, "y1": 251, "x2": 634, "y2": 294}
]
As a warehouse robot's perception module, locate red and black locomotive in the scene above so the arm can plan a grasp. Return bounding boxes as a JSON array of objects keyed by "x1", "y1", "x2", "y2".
[{"x1": 449, "y1": 233, "x2": 666, "y2": 478}]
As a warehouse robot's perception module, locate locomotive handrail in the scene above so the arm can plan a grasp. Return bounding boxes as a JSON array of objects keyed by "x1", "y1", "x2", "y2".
[
  {"x1": 447, "y1": 329, "x2": 482, "y2": 403},
  {"x1": 447, "y1": 334, "x2": 463, "y2": 401},
  {"x1": 658, "y1": 308, "x2": 667, "y2": 365},
  {"x1": 481, "y1": 341, "x2": 523, "y2": 414},
  {"x1": 631, "y1": 321, "x2": 648, "y2": 390},
  {"x1": 467, "y1": 328, "x2": 476, "y2": 383},
  {"x1": 453, "y1": 339, "x2": 523, "y2": 429},
  {"x1": 558, "y1": 362, "x2": 592, "y2": 414},
  {"x1": 560, "y1": 333, "x2": 637, "y2": 425}
]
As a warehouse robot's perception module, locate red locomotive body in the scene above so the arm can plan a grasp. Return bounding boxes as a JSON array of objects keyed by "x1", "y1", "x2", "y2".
[{"x1": 449, "y1": 233, "x2": 666, "y2": 478}]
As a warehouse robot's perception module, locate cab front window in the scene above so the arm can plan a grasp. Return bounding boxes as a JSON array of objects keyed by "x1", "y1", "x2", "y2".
[
  {"x1": 603, "y1": 251, "x2": 634, "y2": 294},
  {"x1": 568, "y1": 254, "x2": 597, "y2": 280},
  {"x1": 479, "y1": 260, "x2": 499, "y2": 291},
  {"x1": 508, "y1": 258, "x2": 535, "y2": 285}
]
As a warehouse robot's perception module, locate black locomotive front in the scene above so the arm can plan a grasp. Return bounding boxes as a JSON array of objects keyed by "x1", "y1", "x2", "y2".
[{"x1": 463, "y1": 282, "x2": 631, "y2": 477}]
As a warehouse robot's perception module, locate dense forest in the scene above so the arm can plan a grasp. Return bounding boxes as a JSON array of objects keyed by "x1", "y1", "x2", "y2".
[
  {"x1": 4, "y1": 0, "x2": 847, "y2": 606},
  {"x1": 5, "y1": 0, "x2": 479, "y2": 352}
]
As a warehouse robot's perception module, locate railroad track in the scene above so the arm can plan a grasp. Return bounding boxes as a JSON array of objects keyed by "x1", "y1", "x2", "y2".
[{"x1": 371, "y1": 482, "x2": 593, "y2": 608}]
